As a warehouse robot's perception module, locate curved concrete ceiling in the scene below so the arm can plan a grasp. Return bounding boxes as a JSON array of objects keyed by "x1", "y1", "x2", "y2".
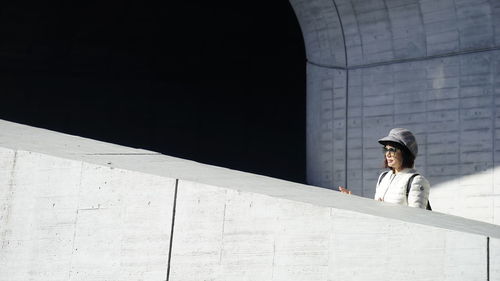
[{"x1": 289, "y1": 0, "x2": 500, "y2": 68}]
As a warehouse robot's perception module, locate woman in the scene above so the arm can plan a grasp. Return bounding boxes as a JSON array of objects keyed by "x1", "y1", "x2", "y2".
[{"x1": 339, "y1": 128, "x2": 430, "y2": 209}]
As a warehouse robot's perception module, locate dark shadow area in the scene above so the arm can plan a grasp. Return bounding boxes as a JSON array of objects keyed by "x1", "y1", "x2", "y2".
[{"x1": 0, "y1": 1, "x2": 306, "y2": 182}]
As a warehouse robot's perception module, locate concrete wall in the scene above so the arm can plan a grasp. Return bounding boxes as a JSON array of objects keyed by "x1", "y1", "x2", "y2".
[
  {"x1": 289, "y1": 0, "x2": 500, "y2": 224},
  {"x1": 1, "y1": 120, "x2": 499, "y2": 280},
  {"x1": 0, "y1": 150, "x2": 175, "y2": 280}
]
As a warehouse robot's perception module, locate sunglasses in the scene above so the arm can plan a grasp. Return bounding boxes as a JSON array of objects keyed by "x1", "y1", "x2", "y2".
[{"x1": 382, "y1": 147, "x2": 399, "y2": 154}]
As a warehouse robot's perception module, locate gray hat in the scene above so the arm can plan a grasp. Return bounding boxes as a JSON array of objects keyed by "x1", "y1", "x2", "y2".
[{"x1": 378, "y1": 128, "x2": 418, "y2": 157}]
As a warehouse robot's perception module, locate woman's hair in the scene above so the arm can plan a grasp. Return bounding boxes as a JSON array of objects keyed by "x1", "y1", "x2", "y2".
[{"x1": 383, "y1": 142, "x2": 415, "y2": 170}]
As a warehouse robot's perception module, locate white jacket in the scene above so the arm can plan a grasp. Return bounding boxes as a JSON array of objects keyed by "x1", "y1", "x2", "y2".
[{"x1": 374, "y1": 168, "x2": 430, "y2": 209}]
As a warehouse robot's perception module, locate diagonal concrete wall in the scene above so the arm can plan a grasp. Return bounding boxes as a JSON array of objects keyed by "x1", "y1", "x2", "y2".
[
  {"x1": 0, "y1": 120, "x2": 499, "y2": 280},
  {"x1": 0, "y1": 149, "x2": 176, "y2": 280},
  {"x1": 289, "y1": 0, "x2": 500, "y2": 225}
]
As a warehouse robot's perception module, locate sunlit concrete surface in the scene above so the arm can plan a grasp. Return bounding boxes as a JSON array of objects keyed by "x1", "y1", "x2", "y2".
[
  {"x1": 0, "y1": 120, "x2": 499, "y2": 281},
  {"x1": 493, "y1": 237, "x2": 500, "y2": 280},
  {"x1": 431, "y1": 166, "x2": 500, "y2": 225},
  {"x1": 289, "y1": 0, "x2": 500, "y2": 224}
]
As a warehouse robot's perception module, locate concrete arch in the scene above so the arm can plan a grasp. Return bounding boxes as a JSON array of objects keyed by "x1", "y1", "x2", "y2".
[
  {"x1": 291, "y1": 0, "x2": 500, "y2": 66},
  {"x1": 289, "y1": 0, "x2": 500, "y2": 224}
]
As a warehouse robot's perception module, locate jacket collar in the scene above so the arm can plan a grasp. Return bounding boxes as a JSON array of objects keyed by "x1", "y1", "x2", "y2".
[{"x1": 390, "y1": 168, "x2": 416, "y2": 175}]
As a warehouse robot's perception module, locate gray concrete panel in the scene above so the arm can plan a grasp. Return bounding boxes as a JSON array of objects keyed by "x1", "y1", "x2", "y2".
[
  {"x1": 492, "y1": 237, "x2": 500, "y2": 281},
  {"x1": 0, "y1": 148, "x2": 176, "y2": 281},
  {"x1": 70, "y1": 163, "x2": 175, "y2": 281},
  {"x1": 306, "y1": 64, "x2": 347, "y2": 190},
  {"x1": 328, "y1": 210, "x2": 488, "y2": 281},
  {"x1": 0, "y1": 151, "x2": 82, "y2": 281},
  {"x1": 169, "y1": 180, "x2": 492, "y2": 281}
]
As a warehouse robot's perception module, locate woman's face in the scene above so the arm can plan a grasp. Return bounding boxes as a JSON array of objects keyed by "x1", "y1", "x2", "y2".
[{"x1": 384, "y1": 144, "x2": 403, "y2": 171}]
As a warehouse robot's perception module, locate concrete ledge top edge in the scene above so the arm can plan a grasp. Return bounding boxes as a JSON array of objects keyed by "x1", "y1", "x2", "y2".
[{"x1": 2, "y1": 119, "x2": 500, "y2": 238}]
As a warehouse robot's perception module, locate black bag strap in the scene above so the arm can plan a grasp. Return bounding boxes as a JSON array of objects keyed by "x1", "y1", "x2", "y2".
[
  {"x1": 405, "y1": 174, "x2": 419, "y2": 197},
  {"x1": 377, "y1": 171, "x2": 389, "y2": 186},
  {"x1": 406, "y1": 173, "x2": 432, "y2": 211}
]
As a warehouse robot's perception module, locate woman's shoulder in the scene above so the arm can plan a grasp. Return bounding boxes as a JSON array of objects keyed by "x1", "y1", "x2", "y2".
[{"x1": 408, "y1": 170, "x2": 430, "y2": 186}]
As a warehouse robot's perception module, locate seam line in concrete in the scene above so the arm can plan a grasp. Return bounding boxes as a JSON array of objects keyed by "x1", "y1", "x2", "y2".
[
  {"x1": 487, "y1": 236, "x2": 490, "y2": 281},
  {"x1": 166, "y1": 179, "x2": 179, "y2": 281},
  {"x1": 307, "y1": 46, "x2": 500, "y2": 70},
  {"x1": 219, "y1": 202, "x2": 227, "y2": 264},
  {"x1": 331, "y1": 0, "x2": 349, "y2": 190}
]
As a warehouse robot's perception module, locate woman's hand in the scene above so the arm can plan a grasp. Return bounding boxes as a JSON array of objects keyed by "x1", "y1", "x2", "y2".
[{"x1": 338, "y1": 186, "x2": 352, "y2": 194}]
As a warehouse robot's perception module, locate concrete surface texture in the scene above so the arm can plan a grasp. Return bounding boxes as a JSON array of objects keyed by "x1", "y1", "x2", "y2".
[
  {"x1": 1, "y1": 120, "x2": 500, "y2": 280},
  {"x1": 289, "y1": 0, "x2": 500, "y2": 224}
]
